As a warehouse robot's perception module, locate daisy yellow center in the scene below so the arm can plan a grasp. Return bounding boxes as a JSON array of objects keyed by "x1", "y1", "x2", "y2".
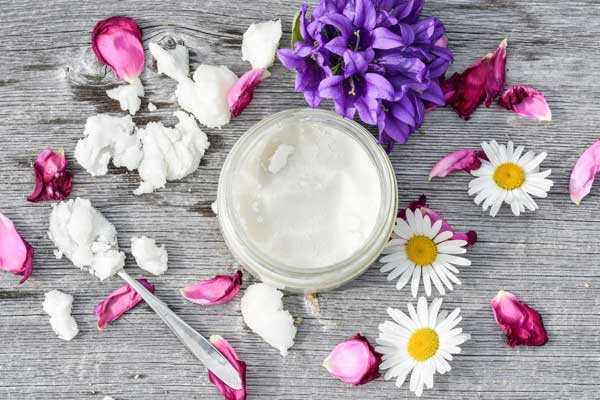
[
  {"x1": 493, "y1": 163, "x2": 525, "y2": 190},
  {"x1": 406, "y1": 235, "x2": 437, "y2": 266},
  {"x1": 407, "y1": 328, "x2": 439, "y2": 361}
]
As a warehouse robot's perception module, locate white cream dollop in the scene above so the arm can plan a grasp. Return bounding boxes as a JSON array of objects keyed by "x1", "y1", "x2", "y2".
[
  {"x1": 134, "y1": 111, "x2": 210, "y2": 195},
  {"x1": 268, "y1": 144, "x2": 295, "y2": 174},
  {"x1": 106, "y1": 77, "x2": 144, "y2": 115},
  {"x1": 76, "y1": 111, "x2": 209, "y2": 195},
  {"x1": 232, "y1": 122, "x2": 381, "y2": 269},
  {"x1": 176, "y1": 65, "x2": 237, "y2": 128},
  {"x1": 75, "y1": 114, "x2": 142, "y2": 176},
  {"x1": 240, "y1": 283, "x2": 296, "y2": 356},
  {"x1": 242, "y1": 20, "x2": 282, "y2": 69},
  {"x1": 43, "y1": 290, "x2": 78, "y2": 341},
  {"x1": 149, "y1": 42, "x2": 190, "y2": 81},
  {"x1": 48, "y1": 197, "x2": 125, "y2": 281},
  {"x1": 131, "y1": 236, "x2": 168, "y2": 276}
]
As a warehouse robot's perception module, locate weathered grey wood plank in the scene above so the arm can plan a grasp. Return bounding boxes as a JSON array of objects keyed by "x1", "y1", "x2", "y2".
[{"x1": 1, "y1": 0, "x2": 599, "y2": 399}]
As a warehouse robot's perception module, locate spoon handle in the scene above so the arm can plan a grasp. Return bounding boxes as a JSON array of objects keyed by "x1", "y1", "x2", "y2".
[{"x1": 117, "y1": 270, "x2": 242, "y2": 390}]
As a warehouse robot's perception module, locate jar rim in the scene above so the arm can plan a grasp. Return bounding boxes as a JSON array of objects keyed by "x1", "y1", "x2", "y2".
[{"x1": 217, "y1": 108, "x2": 397, "y2": 290}]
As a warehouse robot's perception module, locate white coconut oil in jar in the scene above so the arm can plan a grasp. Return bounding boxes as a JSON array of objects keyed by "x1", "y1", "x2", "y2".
[{"x1": 217, "y1": 109, "x2": 397, "y2": 292}]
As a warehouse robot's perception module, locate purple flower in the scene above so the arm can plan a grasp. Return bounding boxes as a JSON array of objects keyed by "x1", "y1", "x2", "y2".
[{"x1": 277, "y1": 0, "x2": 452, "y2": 151}]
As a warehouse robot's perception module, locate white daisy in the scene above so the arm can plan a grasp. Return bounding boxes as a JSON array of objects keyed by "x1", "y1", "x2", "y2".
[
  {"x1": 380, "y1": 208, "x2": 470, "y2": 297},
  {"x1": 468, "y1": 140, "x2": 553, "y2": 217},
  {"x1": 376, "y1": 297, "x2": 470, "y2": 397}
]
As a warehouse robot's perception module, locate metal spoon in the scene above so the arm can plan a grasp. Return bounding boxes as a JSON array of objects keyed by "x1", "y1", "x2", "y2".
[{"x1": 118, "y1": 270, "x2": 243, "y2": 390}]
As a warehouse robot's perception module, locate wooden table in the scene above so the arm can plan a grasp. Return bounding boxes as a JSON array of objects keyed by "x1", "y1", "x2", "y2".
[{"x1": 1, "y1": 0, "x2": 599, "y2": 399}]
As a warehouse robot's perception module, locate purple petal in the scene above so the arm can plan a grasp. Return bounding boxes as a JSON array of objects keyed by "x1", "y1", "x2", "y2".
[
  {"x1": 181, "y1": 271, "x2": 242, "y2": 305},
  {"x1": 319, "y1": 75, "x2": 346, "y2": 99},
  {"x1": 343, "y1": 50, "x2": 369, "y2": 77},
  {"x1": 364, "y1": 73, "x2": 394, "y2": 100},
  {"x1": 94, "y1": 279, "x2": 155, "y2": 329},
  {"x1": 391, "y1": 100, "x2": 416, "y2": 127},
  {"x1": 353, "y1": 0, "x2": 377, "y2": 30},
  {"x1": 324, "y1": 36, "x2": 349, "y2": 56},
  {"x1": 334, "y1": 100, "x2": 357, "y2": 120},
  {"x1": 371, "y1": 27, "x2": 406, "y2": 49},
  {"x1": 418, "y1": 80, "x2": 445, "y2": 105},
  {"x1": 276, "y1": 49, "x2": 305, "y2": 69},
  {"x1": 355, "y1": 97, "x2": 379, "y2": 125},
  {"x1": 320, "y1": 14, "x2": 354, "y2": 38}
]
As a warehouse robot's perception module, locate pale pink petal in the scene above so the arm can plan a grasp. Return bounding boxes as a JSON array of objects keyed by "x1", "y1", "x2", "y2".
[
  {"x1": 27, "y1": 149, "x2": 73, "y2": 203},
  {"x1": 569, "y1": 140, "x2": 600, "y2": 205},
  {"x1": 91, "y1": 16, "x2": 145, "y2": 81},
  {"x1": 400, "y1": 196, "x2": 477, "y2": 246},
  {"x1": 94, "y1": 279, "x2": 155, "y2": 329},
  {"x1": 323, "y1": 334, "x2": 382, "y2": 385},
  {"x1": 491, "y1": 290, "x2": 548, "y2": 347},
  {"x1": 227, "y1": 68, "x2": 270, "y2": 117},
  {"x1": 208, "y1": 335, "x2": 247, "y2": 400},
  {"x1": 181, "y1": 271, "x2": 242, "y2": 305},
  {"x1": 498, "y1": 85, "x2": 551, "y2": 121},
  {"x1": 0, "y1": 213, "x2": 34, "y2": 284},
  {"x1": 429, "y1": 149, "x2": 487, "y2": 179}
]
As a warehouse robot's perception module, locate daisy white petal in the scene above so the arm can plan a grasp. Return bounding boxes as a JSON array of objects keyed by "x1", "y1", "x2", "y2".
[
  {"x1": 469, "y1": 141, "x2": 552, "y2": 216},
  {"x1": 380, "y1": 206, "x2": 471, "y2": 297},
  {"x1": 396, "y1": 267, "x2": 414, "y2": 291},
  {"x1": 378, "y1": 298, "x2": 469, "y2": 397}
]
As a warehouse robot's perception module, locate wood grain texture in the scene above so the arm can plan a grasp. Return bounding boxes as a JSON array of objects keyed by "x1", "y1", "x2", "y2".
[{"x1": 1, "y1": 0, "x2": 599, "y2": 399}]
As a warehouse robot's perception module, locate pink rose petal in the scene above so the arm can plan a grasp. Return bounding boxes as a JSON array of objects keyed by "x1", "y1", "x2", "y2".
[
  {"x1": 92, "y1": 16, "x2": 145, "y2": 81},
  {"x1": 227, "y1": 68, "x2": 270, "y2": 117},
  {"x1": 27, "y1": 149, "x2": 73, "y2": 203},
  {"x1": 491, "y1": 290, "x2": 548, "y2": 347},
  {"x1": 443, "y1": 38, "x2": 507, "y2": 120},
  {"x1": 570, "y1": 140, "x2": 600, "y2": 205},
  {"x1": 0, "y1": 213, "x2": 34, "y2": 284},
  {"x1": 429, "y1": 149, "x2": 487, "y2": 179},
  {"x1": 94, "y1": 279, "x2": 155, "y2": 329},
  {"x1": 323, "y1": 334, "x2": 382, "y2": 385},
  {"x1": 208, "y1": 335, "x2": 247, "y2": 400},
  {"x1": 498, "y1": 85, "x2": 551, "y2": 121},
  {"x1": 400, "y1": 195, "x2": 477, "y2": 246},
  {"x1": 181, "y1": 271, "x2": 242, "y2": 305}
]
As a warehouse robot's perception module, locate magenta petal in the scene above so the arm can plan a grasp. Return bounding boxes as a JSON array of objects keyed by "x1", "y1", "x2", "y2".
[
  {"x1": 323, "y1": 334, "x2": 382, "y2": 385},
  {"x1": 498, "y1": 85, "x2": 551, "y2": 121},
  {"x1": 0, "y1": 213, "x2": 34, "y2": 284},
  {"x1": 569, "y1": 140, "x2": 600, "y2": 205},
  {"x1": 208, "y1": 335, "x2": 247, "y2": 400},
  {"x1": 181, "y1": 271, "x2": 242, "y2": 305},
  {"x1": 400, "y1": 195, "x2": 477, "y2": 246},
  {"x1": 94, "y1": 279, "x2": 155, "y2": 329},
  {"x1": 227, "y1": 68, "x2": 270, "y2": 117},
  {"x1": 429, "y1": 149, "x2": 487, "y2": 179},
  {"x1": 91, "y1": 16, "x2": 144, "y2": 81},
  {"x1": 491, "y1": 290, "x2": 548, "y2": 347},
  {"x1": 444, "y1": 38, "x2": 507, "y2": 120},
  {"x1": 27, "y1": 149, "x2": 73, "y2": 203}
]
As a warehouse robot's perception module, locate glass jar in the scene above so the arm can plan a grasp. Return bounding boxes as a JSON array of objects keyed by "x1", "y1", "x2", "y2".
[{"x1": 217, "y1": 108, "x2": 397, "y2": 292}]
